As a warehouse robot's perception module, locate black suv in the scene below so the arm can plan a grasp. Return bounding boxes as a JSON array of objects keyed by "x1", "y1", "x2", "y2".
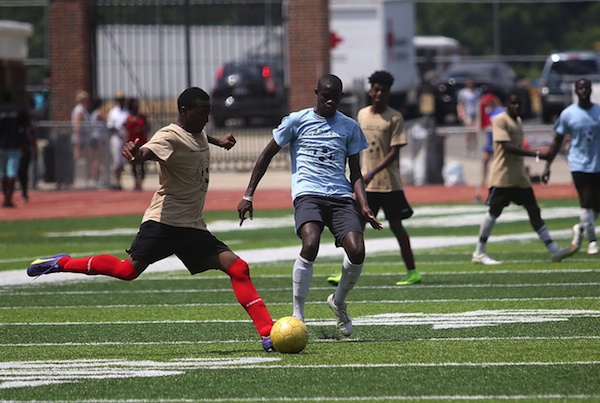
[
  {"x1": 538, "y1": 51, "x2": 600, "y2": 123},
  {"x1": 210, "y1": 58, "x2": 287, "y2": 128}
]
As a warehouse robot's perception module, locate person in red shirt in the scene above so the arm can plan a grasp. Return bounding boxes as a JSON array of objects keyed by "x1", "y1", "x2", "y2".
[{"x1": 124, "y1": 98, "x2": 149, "y2": 190}]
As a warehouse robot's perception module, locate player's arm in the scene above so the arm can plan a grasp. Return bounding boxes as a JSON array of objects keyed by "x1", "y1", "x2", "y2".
[
  {"x1": 349, "y1": 153, "x2": 382, "y2": 230},
  {"x1": 364, "y1": 145, "x2": 400, "y2": 185},
  {"x1": 207, "y1": 132, "x2": 236, "y2": 150},
  {"x1": 541, "y1": 133, "x2": 565, "y2": 184},
  {"x1": 123, "y1": 138, "x2": 158, "y2": 163},
  {"x1": 237, "y1": 138, "x2": 282, "y2": 226}
]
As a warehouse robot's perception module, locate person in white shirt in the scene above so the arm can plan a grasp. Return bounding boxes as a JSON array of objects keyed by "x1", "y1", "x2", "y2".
[{"x1": 106, "y1": 91, "x2": 129, "y2": 190}]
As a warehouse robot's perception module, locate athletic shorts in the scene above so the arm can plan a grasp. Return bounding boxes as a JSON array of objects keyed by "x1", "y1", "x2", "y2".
[
  {"x1": 127, "y1": 220, "x2": 231, "y2": 274},
  {"x1": 572, "y1": 171, "x2": 600, "y2": 212},
  {"x1": 366, "y1": 190, "x2": 413, "y2": 221},
  {"x1": 110, "y1": 134, "x2": 125, "y2": 170},
  {"x1": 0, "y1": 148, "x2": 20, "y2": 178},
  {"x1": 486, "y1": 187, "x2": 537, "y2": 208},
  {"x1": 293, "y1": 195, "x2": 363, "y2": 247}
]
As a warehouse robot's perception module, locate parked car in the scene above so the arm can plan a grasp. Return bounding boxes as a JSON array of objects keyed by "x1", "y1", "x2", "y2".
[
  {"x1": 538, "y1": 51, "x2": 600, "y2": 123},
  {"x1": 432, "y1": 60, "x2": 531, "y2": 124},
  {"x1": 210, "y1": 57, "x2": 287, "y2": 128}
]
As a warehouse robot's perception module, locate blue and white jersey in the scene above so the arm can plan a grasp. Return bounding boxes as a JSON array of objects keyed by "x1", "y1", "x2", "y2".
[
  {"x1": 554, "y1": 103, "x2": 600, "y2": 173},
  {"x1": 273, "y1": 108, "x2": 368, "y2": 199}
]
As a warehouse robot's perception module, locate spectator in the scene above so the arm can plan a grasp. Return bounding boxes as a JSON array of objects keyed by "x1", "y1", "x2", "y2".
[
  {"x1": 0, "y1": 90, "x2": 30, "y2": 208},
  {"x1": 124, "y1": 98, "x2": 149, "y2": 191},
  {"x1": 89, "y1": 98, "x2": 109, "y2": 188},
  {"x1": 106, "y1": 91, "x2": 129, "y2": 190},
  {"x1": 457, "y1": 78, "x2": 480, "y2": 156},
  {"x1": 71, "y1": 90, "x2": 92, "y2": 186}
]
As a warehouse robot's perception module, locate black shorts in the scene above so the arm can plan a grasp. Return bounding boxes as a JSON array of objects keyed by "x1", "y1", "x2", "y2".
[
  {"x1": 572, "y1": 171, "x2": 600, "y2": 212},
  {"x1": 366, "y1": 190, "x2": 413, "y2": 221},
  {"x1": 487, "y1": 187, "x2": 537, "y2": 208},
  {"x1": 293, "y1": 195, "x2": 363, "y2": 247},
  {"x1": 127, "y1": 220, "x2": 231, "y2": 274}
]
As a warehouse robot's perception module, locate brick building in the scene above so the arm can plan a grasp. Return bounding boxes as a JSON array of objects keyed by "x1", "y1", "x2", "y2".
[{"x1": 48, "y1": 0, "x2": 330, "y2": 121}]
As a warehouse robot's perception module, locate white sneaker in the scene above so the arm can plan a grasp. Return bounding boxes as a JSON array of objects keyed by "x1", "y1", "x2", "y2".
[
  {"x1": 471, "y1": 252, "x2": 501, "y2": 265},
  {"x1": 571, "y1": 224, "x2": 583, "y2": 250},
  {"x1": 551, "y1": 246, "x2": 578, "y2": 262},
  {"x1": 326, "y1": 293, "x2": 352, "y2": 336},
  {"x1": 588, "y1": 241, "x2": 599, "y2": 255}
]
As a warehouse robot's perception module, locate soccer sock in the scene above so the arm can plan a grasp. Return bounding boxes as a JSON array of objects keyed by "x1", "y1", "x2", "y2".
[
  {"x1": 581, "y1": 208, "x2": 597, "y2": 242},
  {"x1": 58, "y1": 255, "x2": 139, "y2": 280},
  {"x1": 476, "y1": 212, "x2": 496, "y2": 254},
  {"x1": 397, "y1": 232, "x2": 415, "y2": 270},
  {"x1": 536, "y1": 225, "x2": 559, "y2": 252},
  {"x1": 227, "y1": 258, "x2": 273, "y2": 337},
  {"x1": 334, "y1": 255, "x2": 363, "y2": 306},
  {"x1": 292, "y1": 255, "x2": 313, "y2": 322}
]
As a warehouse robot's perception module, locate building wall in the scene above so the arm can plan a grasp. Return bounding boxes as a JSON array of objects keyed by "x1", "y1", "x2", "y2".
[
  {"x1": 286, "y1": 0, "x2": 330, "y2": 111},
  {"x1": 49, "y1": 0, "x2": 93, "y2": 121},
  {"x1": 48, "y1": 0, "x2": 329, "y2": 121}
]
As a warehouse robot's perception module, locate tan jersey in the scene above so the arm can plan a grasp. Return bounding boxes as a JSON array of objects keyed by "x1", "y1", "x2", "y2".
[
  {"x1": 140, "y1": 123, "x2": 210, "y2": 230},
  {"x1": 357, "y1": 105, "x2": 407, "y2": 192},
  {"x1": 489, "y1": 111, "x2": 531, "y2": 188}
]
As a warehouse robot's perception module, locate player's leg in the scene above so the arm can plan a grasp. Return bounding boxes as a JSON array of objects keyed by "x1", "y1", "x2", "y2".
[
  {"x1": 26, "y1": 221, "x2": 168, "y2": 279},
  {"x1": 573, "y1": 172, "x2": 599, "y2": 254},
  {"x1": 293, "y1": 196, "x2": 325, "y2": 321},
  {"x1": 294, "y1": 221, "x2": 321, "y2": 321},
  {"x1": 521, "y1": 189, "x2": 575, "y2": 262},
  {"x1": 203, "y1": 251, "x2": 274, "y2": 340},
  {"x1": 327, "y1": 199, "x2": 365, "y2": 336},
  {"x1": 473, "y1": 187, "x2": 504, "y2": 264}
]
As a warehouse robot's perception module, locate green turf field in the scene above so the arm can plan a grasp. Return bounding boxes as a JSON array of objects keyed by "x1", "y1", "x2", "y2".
[{"x1": 1, "y1": 199, "x2": 599, "y2": 402}]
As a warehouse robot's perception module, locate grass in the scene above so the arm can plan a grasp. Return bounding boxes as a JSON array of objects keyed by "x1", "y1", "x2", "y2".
[{"x1": 1, "y1": 198, "x2": 599, "y2": 402}]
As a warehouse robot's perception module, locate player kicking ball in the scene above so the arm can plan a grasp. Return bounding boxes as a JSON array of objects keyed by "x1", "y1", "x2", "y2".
[{"x1": 27, "y1": 87, "x2": 275, "y2": 352}]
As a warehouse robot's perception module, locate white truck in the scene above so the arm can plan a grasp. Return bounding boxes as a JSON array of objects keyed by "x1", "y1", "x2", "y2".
[{"x1": 329, "y1": 0, "x2": 420, "y2": 118}]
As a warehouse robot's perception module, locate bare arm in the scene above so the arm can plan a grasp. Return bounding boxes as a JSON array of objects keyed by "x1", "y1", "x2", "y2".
[
  {"x1": 237, "y1": 138, "x2": 282, "y2": 226},
  {"x1": 541, "y1": 133, "x2": 565, "y2": 184},
  {"x1": 207, "y1": 132, "x2": 236, "y2": 150},
  {"x1": 364, "y1": 145, "x2": 401, "y2": 185},
  {"x1": 122, "y1": 138, "x2": 159, "y2": 163},
  {"x1": 349, "y1": 153, "x2": 382, "y2": 230}
]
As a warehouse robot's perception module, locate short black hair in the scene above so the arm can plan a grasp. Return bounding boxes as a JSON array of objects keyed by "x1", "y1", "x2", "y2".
[
  {"x1": 368, "y1": 70, "x2": 395, "y2": 88},
  {"x1": 178, "y1": 87, "x2": 210, "y2": 111},
  {"x1": 317, "y1": 74, "x2": 343, "y2": 92}
]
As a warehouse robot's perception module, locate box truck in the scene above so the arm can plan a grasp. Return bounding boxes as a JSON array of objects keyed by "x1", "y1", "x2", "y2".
[{"x1": 330, "y1": 0, "x2": 420, "y2": 118}]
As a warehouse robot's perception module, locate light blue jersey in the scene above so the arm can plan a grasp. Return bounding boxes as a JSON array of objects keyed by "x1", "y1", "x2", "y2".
[
  {"x1": 273, "y1": 108, "x2": 368, "y2": 199},
  {"x1": 554, "y1": 103, "x2": 600, "y2": 173}
]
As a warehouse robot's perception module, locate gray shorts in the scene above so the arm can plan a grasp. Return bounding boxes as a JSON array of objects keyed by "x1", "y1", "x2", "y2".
[
  {"x1": 293, "y1": 195, "x2": 363, "y2": 247},
  {"x1": 127, "y1": 220, "x2": 231, "y2": 274}
]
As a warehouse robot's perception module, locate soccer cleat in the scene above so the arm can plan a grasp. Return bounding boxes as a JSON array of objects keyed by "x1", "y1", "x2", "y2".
[
  {"x1": 261, "y1": 336, "x2": 275, "y2": 352},
  {"x1": 27, "y1": 253, "x2": 70, "y2": 277},
  {"x1": 326, "y1": 272, "x2": 341, "y2": 286},
  {"x1": 588, "y1": 241, "x2": 599, "y2": 255},
  {"x1": 471, "y1": 252, "x2": 501, "y2": 265},
  {"x1": 396, "y1": 270, "x2": 422, "y2": 286},
  {"x1": 326, "y1": 293, "x2": 352, "y2": 337},
  {"x1": 550, "y1": 247, "x2": 577, "y2": 262},
  {"x1": 571, "y1": 224, "x2": 583, "y2": 250}
]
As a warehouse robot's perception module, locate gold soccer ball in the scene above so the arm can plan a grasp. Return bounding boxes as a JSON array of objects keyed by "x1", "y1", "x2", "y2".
[{"x1": 270, "y1": 316, "x2": 309, "y2": 353}]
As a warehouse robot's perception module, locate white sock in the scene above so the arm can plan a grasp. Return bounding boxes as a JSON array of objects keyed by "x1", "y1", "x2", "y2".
[
  {"x1": 476, "y1": 212, "x2": 496, "y2": 254},
  {"x1": 537, "y1": 224, "x2": 559, "y2": 253},
  {"x1": 581, "y1": 208, "x2": 597, "y2": 243},
  {"x1": 292, "y1": 255, "x2": 313, "y2": 321},
  {"x1": 334, "y1": 254, "x2": 363, "y2": 306}
]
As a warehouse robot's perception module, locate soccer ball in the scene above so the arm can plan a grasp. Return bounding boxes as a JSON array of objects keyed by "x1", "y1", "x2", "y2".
[{"x1": 270, "y1": 316, "x2": 309, "y2": 353}]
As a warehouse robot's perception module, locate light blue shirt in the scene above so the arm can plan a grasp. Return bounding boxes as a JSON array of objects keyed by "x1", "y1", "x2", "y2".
[
  {"x1": 273, "y1": 108, "x2": 368, "y2": 199},
  {"x1": 554, "y1": 103, "x2": 600, "y2": 173}
]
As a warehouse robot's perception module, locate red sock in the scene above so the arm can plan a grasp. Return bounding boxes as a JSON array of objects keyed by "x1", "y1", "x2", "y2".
[
  {"x1": 227, "y1": 258, "x2": 273, "y2": 337},
  {"x1": 58, "y1": 255, "x2": 139, "y2": 281}
]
